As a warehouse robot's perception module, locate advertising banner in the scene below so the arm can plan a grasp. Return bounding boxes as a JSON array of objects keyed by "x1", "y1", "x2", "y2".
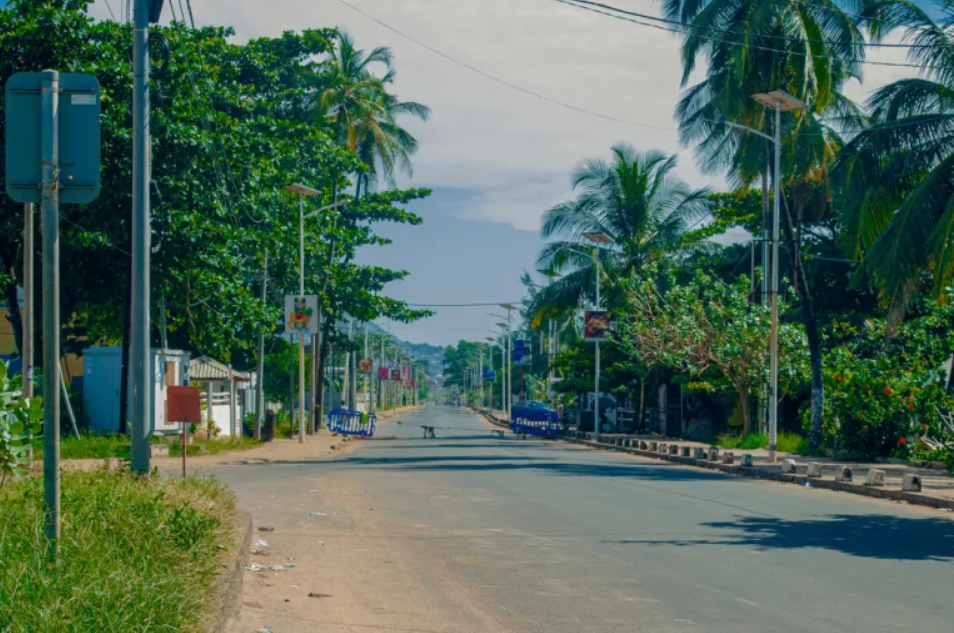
[
  {"x1": 377, "y1": 367, "x2": 390, "y2": 381},
  {"x1": 584, "y1": 311, "x2": 611, "y2": 342}
]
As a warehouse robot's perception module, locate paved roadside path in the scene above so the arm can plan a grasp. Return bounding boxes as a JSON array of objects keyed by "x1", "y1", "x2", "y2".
[{"x1": 214, "y1": 406, "x2": 954, "y2": 633}]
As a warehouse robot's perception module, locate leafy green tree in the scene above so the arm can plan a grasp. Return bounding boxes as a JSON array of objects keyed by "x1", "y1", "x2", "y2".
[{"x1": 617, "y1": 267, "x2": 808, "y2": 434}]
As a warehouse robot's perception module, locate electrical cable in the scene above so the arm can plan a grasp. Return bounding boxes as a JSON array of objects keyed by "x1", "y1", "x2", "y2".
[
  {"x1": 549, "y1": 0, "x2": 940, "y2": 69},
  {"x1": 332, "y1": 0, "x2": 679, "y2": 132},
  {"x1": 561, "y1": 0, "x2": 941, "y2": 50}
]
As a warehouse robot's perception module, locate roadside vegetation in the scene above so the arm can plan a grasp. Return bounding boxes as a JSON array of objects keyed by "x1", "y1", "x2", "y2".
[
  {"x1": 452, "y1": 0, "x2": 954, "y2": 466},
  {"x1": 0, "y1": 468, "x2": 237, "y2": 632},
  {"x1": 28, "y1": 433, "x2": 263, "y2": 460}
]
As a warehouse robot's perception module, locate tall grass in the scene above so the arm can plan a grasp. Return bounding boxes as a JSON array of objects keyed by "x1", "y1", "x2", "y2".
[
  {"x1": 716, "y1": 431, "x2": 809, "y2": 455},
  {"x1": 0, "y1": 468, "x2": 236, "y2": 632},
  {"x1": 32, "y1": 433, "x2": 262, "y2": 460}
]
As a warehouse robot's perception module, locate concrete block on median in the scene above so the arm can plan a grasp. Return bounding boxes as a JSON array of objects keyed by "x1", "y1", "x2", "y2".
[
  {"x1": 658, "y1": 443, "x2": 668, "y2": 453},
  {"x1": 649, "y1": 441, "x2": 658, "y2": 451},
  {"x1": 835, "y1": 465, "x2": 853, "y2": 482},
  {"x1": 670, "y1": 444, "x2": 679, "y2": 455},
  {"x1": 781, "y1": 459, "x2": 797, "y2": 474},
  {"x1": 902, "y1": 474, "x2": 922, "y2": 492},
  {"x1": 694, "y1": 447, "x2": 707, "y2": 459},
  {"x1": 865, "y1": 469, "x2": 886, "y2": 486},
  {"x1": 741, "y1": 454, "x2": 754, "y2": 467},
  {"x1": 806, "y1": 462, "x2": 823, "y2": 478},
  {"x1": 708, "y1": 447, "x2": 719, "y2": 461},
  {"x1": 639, "y1": 441, "x2": 648, "y2": 450},
  {"x1": 682, "y1": 446, "x2": 691, "y2": 457},
  {"x1": 150, "y1": 444, "x2": 170, "y2": 457},
  {"x1": 722, "y1": 452, "x2": 734, "y2": 464}
]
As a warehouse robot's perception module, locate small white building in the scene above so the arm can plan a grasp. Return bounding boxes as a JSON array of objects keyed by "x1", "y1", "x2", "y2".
[
  {"x1": 189, "y1": 356, "x2": 252, "y2": 438},
  {"x1": 83, "y1": 347, "x2": 191, "y2": 435}
]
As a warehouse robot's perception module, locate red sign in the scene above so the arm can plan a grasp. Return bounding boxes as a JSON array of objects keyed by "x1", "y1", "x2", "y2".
[
  {"x1": 377, "y1": 367, "x2": 390, "y2": 381},
  {"x1": 391, "y1": 369, "x2": 401, "y2": 381},
  {"x1": 167, "y1": 386, "x2": 202, "y2": 423},
  {"x1": 359, "y1": 359, "x2": 373, "y2": 373}
]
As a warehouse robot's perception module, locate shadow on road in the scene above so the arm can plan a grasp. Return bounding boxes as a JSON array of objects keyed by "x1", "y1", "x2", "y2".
[{"x1": 603, "y1": 513, "x2": 954, "y2": 562}]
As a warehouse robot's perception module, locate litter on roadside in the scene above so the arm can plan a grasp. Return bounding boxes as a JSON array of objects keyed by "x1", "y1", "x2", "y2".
[
  {"x1": 286, "y1": 563, "x2": 296, "y2": 568},
  {"x1": 246, "y1": 563, "x2": 286, "y2": 572},
  {"x1": 309, "y1": 512, "x2": 328, "y2": 516},
  {"x1": 255, "y1": 539, "x2": 269, "y2": 547},
  {"x1": 258, "y1": 628, "x2": 273, "y2": 633},
  {"x1": 257, "y1": 526, "x2": 275, "y2": 532}
]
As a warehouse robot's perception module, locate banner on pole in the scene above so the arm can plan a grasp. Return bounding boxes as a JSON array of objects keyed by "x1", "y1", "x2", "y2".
[
  {"x1": 359, "y1": 359, "x2": 373, "y2": 373},
  {"x1": 483, "y1": 369, "x2": 497, "y2": 381},
  {"x1": 377, "y1": 367, "x2": 390, "y2": 381},
  {"x1": 391, "y1": 369, "x2": 401, "y2": 381},
  {"x1": 284, "y1": 295, "x2": 318, "y2": 334},
  {"x1": 584, "y1": 311, "x2": 611, "y2": 342}
]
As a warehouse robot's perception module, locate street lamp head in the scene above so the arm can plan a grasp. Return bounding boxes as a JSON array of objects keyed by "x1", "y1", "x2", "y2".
[
  {"x1": 751, "y1": 90, "x2": 807, "y2": 113},
  {"x1": 496, "y1": 323, "x2": 508, "y2": 329},
  {"x1": 284, "y1": 183, "x2": 320, "y2": 197},
  {"x1": 485, "y1": 337, "x2": 496, "y2": 343},
  {"x1": 583, "y1": 232, "x2": 614, "y2": 244},
  {"x1": 304, "y1": 199, "x2": 350, "y2": 219},
  {"x1": 500, "y1": 304, "x2": 519, "y2": 311}
]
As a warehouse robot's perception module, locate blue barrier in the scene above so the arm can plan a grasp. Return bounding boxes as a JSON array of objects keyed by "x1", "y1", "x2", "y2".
[
  {"x1": 327, "y1": 408, "x2": 376, "y2": 437},
  {"x1": 511, "y1": 408, "x2": 561, "y2": 437}
]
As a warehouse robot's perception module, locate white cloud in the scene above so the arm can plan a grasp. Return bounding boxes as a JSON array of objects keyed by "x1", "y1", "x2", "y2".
[
  {"x1": 89, "y1": 0, "x2": 923, "y2": 235},
  {"x1": 92, "y1": 0, "x2": 714, "y2": 231}
]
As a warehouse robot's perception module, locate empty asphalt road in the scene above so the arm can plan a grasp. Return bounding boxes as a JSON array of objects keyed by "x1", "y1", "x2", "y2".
[{"x1": 216, "y1": 406, "x2": 954, "y2": 633}]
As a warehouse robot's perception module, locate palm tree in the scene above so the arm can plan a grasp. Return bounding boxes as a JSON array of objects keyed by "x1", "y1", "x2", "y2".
[
  {"x1": 319, "y1": 31, "x2": 431, "y2": 195},
  {"x1": 833, "y1": 2, "x2": 954, "y2": 324},
  {"x1": 667, "y1": 0, "x2": 868, "y2": 449},
  {"x1": 534, "y1": 145, "x2": 713, "y2": 315}
]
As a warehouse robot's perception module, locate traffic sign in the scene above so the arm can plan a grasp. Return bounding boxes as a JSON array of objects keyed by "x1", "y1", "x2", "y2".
[{"x1": 5, "y1": 72, "x2": 101, "y2": 204}]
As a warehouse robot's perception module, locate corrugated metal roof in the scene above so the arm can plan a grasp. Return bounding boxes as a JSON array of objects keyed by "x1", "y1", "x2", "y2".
[{"x1": 189, "y1": 356, "x2": 251, "y2": 382}]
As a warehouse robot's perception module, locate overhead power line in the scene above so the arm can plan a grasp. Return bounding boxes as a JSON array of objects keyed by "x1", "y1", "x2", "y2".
[
  {"x1": 550, "y1": 0, "x2": 938, "y2": 69},
  {"x1": 562, "y1": 0, "x2": 937, "y2": 50},
  {"x1": 333, "y1": 0, "x2": 678, "y2": 132}
]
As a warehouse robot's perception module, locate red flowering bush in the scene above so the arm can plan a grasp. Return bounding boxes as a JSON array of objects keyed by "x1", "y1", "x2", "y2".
[{"x1": 805, "y1": 346, "x2": 953, "y2": 459}]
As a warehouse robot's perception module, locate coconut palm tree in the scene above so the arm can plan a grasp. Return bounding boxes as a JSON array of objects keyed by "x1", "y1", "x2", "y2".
[
  {"x1": 667, "y1": 0, "x2": 869, "y2": 449},
  {"x1": 833, "y1": 2, "x2": 954, "y2": 323},
  {"x1": 534, "y1": 145, "x2": 713, "y2": 315},
  {"x1": 318, "y1": 31, "x2": 431, "y2": 195}
]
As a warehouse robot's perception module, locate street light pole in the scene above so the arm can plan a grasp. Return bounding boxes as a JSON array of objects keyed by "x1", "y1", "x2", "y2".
[
  {"x1": 584, "y1": 233, "x2": 613, "y2": 439},
  {"x1": 769, "y1": 103, "x2": 783, "y2": 463},
  {"x1": 725, "y1": 90, "x2": 807, "y2": 463}
]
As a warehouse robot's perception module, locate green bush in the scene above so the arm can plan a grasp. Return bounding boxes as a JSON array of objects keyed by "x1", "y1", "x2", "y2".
[
  {"x1": 804, "y1": 346, "x2": 954, "y2": 460},
  {"x1": 0, "y1": 468, "x2": 237, "y2": 632}
]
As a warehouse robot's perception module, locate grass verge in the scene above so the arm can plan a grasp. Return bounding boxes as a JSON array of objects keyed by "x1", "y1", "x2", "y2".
[
  {"x1": 0, "y1": 468, "x2": 237, "y2": 632},
  {"x1": 716, "y1": 431, "x2": 810, "y2": 455},
  {"x1": 32, "y1": 433, "x2": 262, "y2": 460},
  {"x1": 169, "y1": 436, "x2": 263, "y2": 457}
]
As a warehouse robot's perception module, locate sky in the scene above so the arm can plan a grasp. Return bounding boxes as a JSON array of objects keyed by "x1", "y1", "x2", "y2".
[{"x1": 87, "y1": 0, "x2": 928, "y2": 346}]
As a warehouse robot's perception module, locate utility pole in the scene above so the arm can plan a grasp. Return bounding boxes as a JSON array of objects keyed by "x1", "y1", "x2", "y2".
[
  {"x1": 41, "y1": 70, "x2": 61, "y2": 543},
  {"x1": 23, "y1": 203, "x2": 34, "y2": 399},
  {"x1": 131, "y1": 0, "x2": 152, "y2": 473},
  {"x1": 349, "y1": 319, "x2": 357, "y2": 410},
  {"x1": 255, "y1": 253, "x2": 267, "y2": 439}
]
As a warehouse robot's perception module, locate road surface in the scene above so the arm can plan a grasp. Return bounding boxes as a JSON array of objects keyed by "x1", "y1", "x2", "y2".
[{"x1": 217, "y1": 406, "x2": 954, "y2": 633}]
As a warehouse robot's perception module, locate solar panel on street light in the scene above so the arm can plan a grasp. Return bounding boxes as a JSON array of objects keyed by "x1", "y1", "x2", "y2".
[{"x1": 751, "y1": 90, "x2": 808, "y2": 112}]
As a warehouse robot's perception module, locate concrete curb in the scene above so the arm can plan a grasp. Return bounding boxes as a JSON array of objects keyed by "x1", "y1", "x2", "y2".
[
  {"x1": 561, "y1": 435, "x2": 954, "y2": 512},
  {"x1": 210, "y1": 512, "x2": 254, "y2": 632}
]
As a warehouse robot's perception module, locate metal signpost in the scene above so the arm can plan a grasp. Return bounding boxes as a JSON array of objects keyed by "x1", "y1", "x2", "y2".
[{"x1": 5, "y1": 70, "x2": 101, "y2": 546}]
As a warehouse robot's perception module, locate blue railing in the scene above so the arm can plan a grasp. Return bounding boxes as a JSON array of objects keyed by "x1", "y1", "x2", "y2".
[
  {"x1": 511, "y1": 408, "x2": 561, "y2": 437},
  {"x1": 327, "y1": 408, "x2": 377, "y2": 437}
]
